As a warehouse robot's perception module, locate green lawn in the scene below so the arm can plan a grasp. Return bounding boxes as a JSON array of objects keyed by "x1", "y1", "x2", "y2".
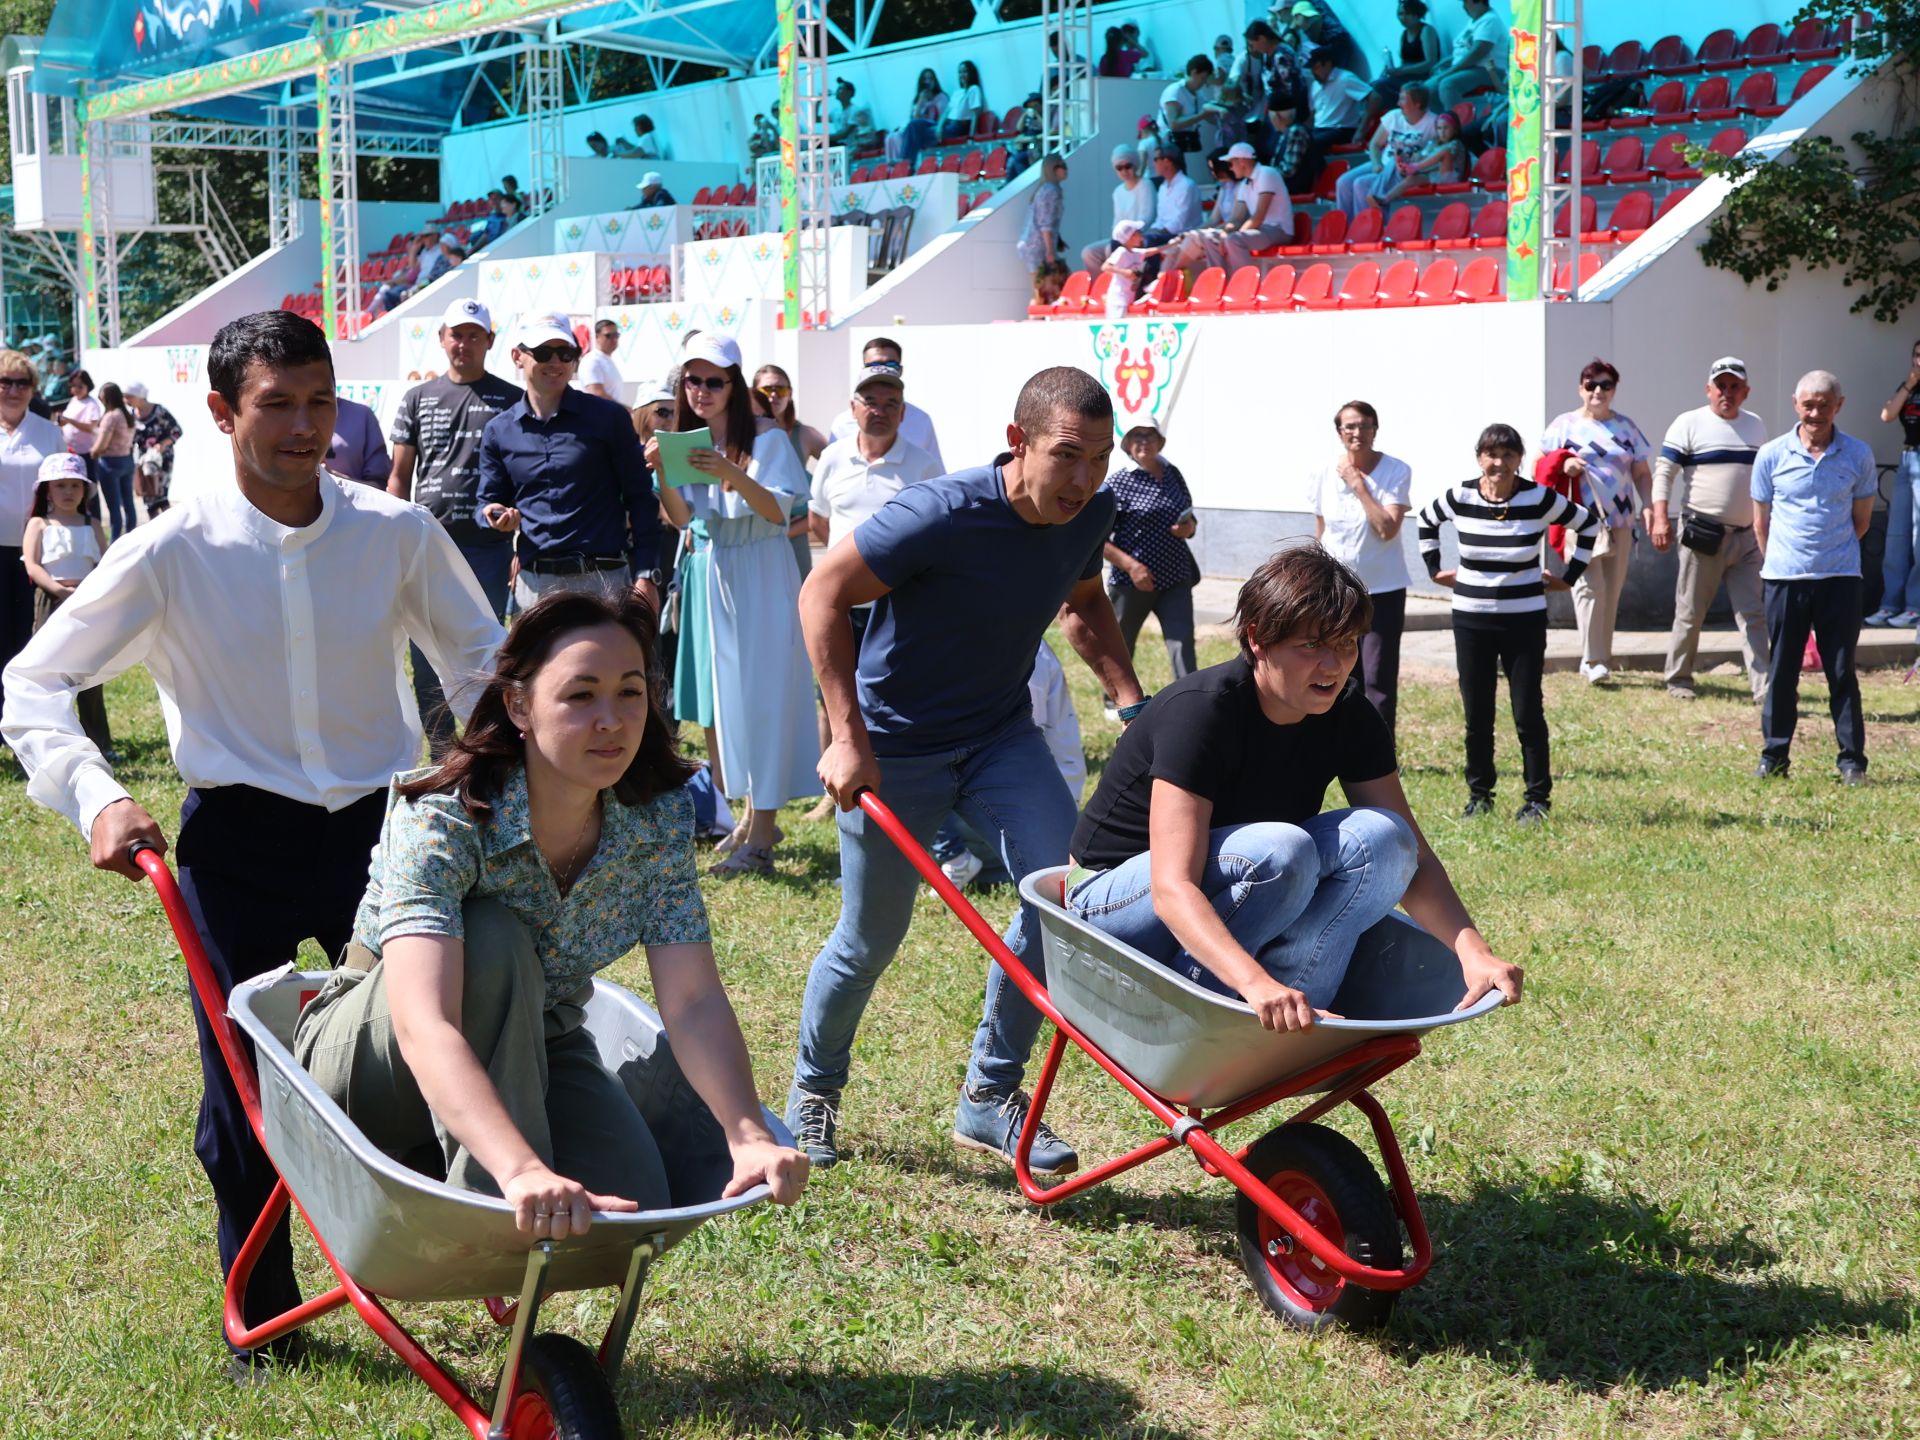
[{"x1": 2, "y1": 635, "x2": 1916, "y2": 1439}]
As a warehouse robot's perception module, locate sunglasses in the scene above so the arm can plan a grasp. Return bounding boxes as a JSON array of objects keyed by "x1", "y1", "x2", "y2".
[
  {"x1": 526, "y1": 344, "x2": 579, "y2": 364},
  {"x1": 756, "y1": 383, "x2": 792, "y2": 398},
  {"x1": 0, "y1": 377, "x2": 32, "y2": 391},
  {"x1": 1582, "y1": 380, "x2": 1617, "y2": 392},
  {"x1": 685, "y1": 374, "x2": 730, "y2": 392},
  {"x1": 1114, "y1": 163, "x2": 1137, "y2": 173}
]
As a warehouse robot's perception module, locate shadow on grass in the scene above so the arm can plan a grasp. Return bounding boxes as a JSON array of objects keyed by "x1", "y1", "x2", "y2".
[
  {"x1": 1391, "y1": 1178, "x2": 1912, "y2": 1390},
  {"x1": 623, "y1": 1357, "x2": 1193, "y2": 1439}
]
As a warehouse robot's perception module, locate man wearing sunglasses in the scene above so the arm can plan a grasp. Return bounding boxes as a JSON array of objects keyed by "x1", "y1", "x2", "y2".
[
  {"x1": 577, "y1": 319, "x2": 625, "y2": 402},
  {"x1": 476, "y1": 312, "x2": 662, "y2": 614}
]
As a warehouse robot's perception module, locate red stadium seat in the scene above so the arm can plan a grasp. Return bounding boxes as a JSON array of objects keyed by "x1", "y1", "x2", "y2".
[
  {"x1": 1347, "y1": 206, "x2": 1387, "y2": 251},
  {"x1": 1708, "y1": 127, "x2": 1749, "y2": 161},
  {"x1": 1218, "y1": 265, "x2": 1263, "y2": 312},
  {"x1": 1582, "y1": 43, "x2": 1604, "y2": 74},
  {"x1": 916, "y1": 155, "x2": 938, "y2": 175},
  {"x1": 1648, "y1": 131, "x2": 1696, "y2": 178},
  {"x1": 1690, "y1": 75, "x2": 1737, "y2": 122},
  {"x1": 939, "y1": 154, "x2": 963, "y2": 173},
  {"x1": 1290, "y1": 262, "x2": 1334, "y2": 308},
  {"x1": 983, "y1": 146, "x2": 1009, "y2": 179},
  {"x1": 1648, "y1": 35, "x2": 1696, "y2": 76},
  {"x1": 959, "y1": 148, "x2": 985, "y2": 179},
  {"x1": 572, "y1": 323, "x2": 591, "y2": 351},
  {"x1": 1372, "y1": 258, "x2": 1420, "y2": 308},
  {"x1": 1167, "y1": 266, "x2": 1227, "y2": 313},
  {"x1": 1082, "y1": 272, "x2": 1114, "y2": 315},
  {"x1": 1600, "y1": 40, "x2": 1646, "y2": 78},
  {"x1": 1131, "y1": 267, "x2": 1186, "y2": 314},
  {"x1": 1302, "y1": 260, "x2": 1376, "y2": 310},
  {"x1": 1786, "y1": 18, "x2": 1839, "y2": 59},
  {"x1": 1468, "y1": 200, "x2": 1508, "y2": 248},
  {"x1": 1001, "y1": 105, "x2": 1025, "y2": 134},
  {"x1": 1551, "y1": 252, "x2": 1604, "y2": 293},
  {"x1": 1556, "y1": 193, "x2": 1597, "y2": 239},
  {"x1": 1252, "y1": 263, "x2": 1298, "y2": 311},
  {"x1": 1602, "y1": 135, "x2": 1650, "y2": 183},
  {"x1": 850, "y1": 166, "x2": 870, "y2": 184},
  {"x1": 692, "y1": 185, "x2": 714, "y2": 206},
  {"x1": 1454, "y1": 256, "x2": 1502, "y2": 302},
  {"x1": 1313, "y1": 160, "x2": 1349, "y2": 201},
  {"x1": 1654, "y1": 187, "x2": 1696, "y2": 223},
  {"x1": 1739, "y1": 22, "x2": 1784, "y2": 65},
  {"x1": 1307, "y1": 210, "x2": 1350, "y2": 254},
  {"x1": 1737, "y1": 71, "x2": 1783, "y2": 117},
  {"x1": 1415, "y1": 200, "x2": 1472, "y2": 250},
  {"x1": 1413, "y1": 257, "x2": 1460, "y2": 305},
  {"x1": 1792, "y1": 64, "x2": 1834, "y2": 102},
  {"x1": 1383, "y1": 205, "x2": 1424, "y2": 247},
  {"x1": 1696, "y1": 28, "x2": 1741, "y2": 70},
  {"x1": 1556, "y1": 138, "x2": 1601, "y2": 184},
  {"x1": 1033, "y1": 268, "x2": 1088, "y2": 318},
  {"x1": 1470, "y1": 146, "x2": 1506, "y2": 190},
  {"x1": 973, "y1": 109, "x2": 997, "y2": 138},
  {"x1": 1603, "y1": 189, "x2": 1654, "y2": 242}
]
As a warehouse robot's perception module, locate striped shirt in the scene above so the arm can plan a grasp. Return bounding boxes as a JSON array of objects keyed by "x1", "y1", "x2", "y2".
[
  {"x1": 1417, "y1": 480, "x2": 1597, "y2": 617},
  {"x1": 1650, "y1": 405, "x2": 1767, "y2": 527}
]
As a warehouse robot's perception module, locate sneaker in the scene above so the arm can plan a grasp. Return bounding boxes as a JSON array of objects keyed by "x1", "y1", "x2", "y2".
[
  {"x1": 1753, "y1": 758, "x2": 1790, "y2": 780},
  {"x1": 1514, "y1": 800, "x2": 1551, "y2": 825},
  {"x1": 1580, "y1": 662, "x2": 1613, "y2": 686},
  {"x1": 1864, "y1": 606, "x2": 1899, "y2": 627},
  {"x1": 1838, "y1": 763, "x2": 1867, "y2": 787},
  {"x1": 227, "y1": 1329, "x2": 308, "y2": 1387},
  {"x1": 953, "y1": 1085, "x2": 1079, "y2": 1176},
  {"x1": 784, "y1": 1090, "x2": 842, "y2": 1169},
  {"x1": 1461, "y1": 795, "x2": 1494, "y2": 817},
  {"x1": 939, "y1": 849, "x2": 984, "y2": 891},
  {"x1": 1666, "y1": 684, "x2": 1696, "y2": 701},
  {"x1": 1894, "y1": 610, "x2": 1920, "y2": 628}
]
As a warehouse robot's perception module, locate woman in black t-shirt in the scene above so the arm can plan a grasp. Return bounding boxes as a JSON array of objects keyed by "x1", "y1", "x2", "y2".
[{"x1": 1066, "y1": 546, "x2": 1522, "y2": 1032}]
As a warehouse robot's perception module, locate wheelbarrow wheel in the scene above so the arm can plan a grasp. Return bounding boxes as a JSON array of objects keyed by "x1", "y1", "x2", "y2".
[
  {"x1": 1235, "y1": 1121, "x2": 1403, "y2": 1332},
  {"x1": 499, "y1": 1332, "x2": 625, "y2": 1440}
]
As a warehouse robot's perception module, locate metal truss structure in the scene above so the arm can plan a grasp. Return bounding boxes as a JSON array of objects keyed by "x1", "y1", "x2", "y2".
[
  {"x1": 1540, "y1": 0, "x2": 1585, "y2": 300},
  {"x1": 792, "y1": 0, "x2": 832, "y2": 327},
  {"x1": 523, "y1": 38, "x2": 570, "y2": 218},
  {"x1": 316, "y1": 9, "x2": 360, "y2": 341},
  {"x1": 1039, "y1": 0, "x2": 1096, "y2": 158}
]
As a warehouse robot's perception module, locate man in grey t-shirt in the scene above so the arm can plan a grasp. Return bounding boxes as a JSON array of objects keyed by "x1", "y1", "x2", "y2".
[{"x1": 387, "y1": 297, "x2": 522, "y2": 753}]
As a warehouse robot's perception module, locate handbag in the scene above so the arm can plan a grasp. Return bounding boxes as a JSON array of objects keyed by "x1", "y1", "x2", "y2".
[{"x1": 1680, "y1": 511, "x2": 1727, "y2": 555}]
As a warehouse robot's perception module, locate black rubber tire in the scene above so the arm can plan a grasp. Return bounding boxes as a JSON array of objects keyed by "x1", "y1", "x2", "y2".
[
  {"x1": 499, "y1": 1332, "x2": 626, "y2": 1440},
  {"x1": 1234, "y1": 1121, "x2": 1404, "y2": 1331}
]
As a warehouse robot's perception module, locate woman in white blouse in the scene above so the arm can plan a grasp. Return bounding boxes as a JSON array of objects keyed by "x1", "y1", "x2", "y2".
[{"x1": 1310, "y1": 399, "x2": 1413, "y2": 740}]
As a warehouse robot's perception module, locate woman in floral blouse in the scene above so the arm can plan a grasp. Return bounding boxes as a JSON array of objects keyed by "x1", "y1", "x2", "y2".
[{"x1": 294, "y1": 591, "x2": 808, "y2": 1239}]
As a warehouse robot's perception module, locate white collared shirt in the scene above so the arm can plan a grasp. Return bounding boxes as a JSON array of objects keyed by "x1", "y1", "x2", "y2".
[
  {"x1": 809, "y1": 432, "x2": 942, "y2": 550},
  {"x1": 828, "y1": 401, "x2": 944, "y2": 474},
  {"x1": 0, "y1": 410, "x2": 66, "y2": 546},
  {"x1": 3, "y1": 472, "x2": 506, "y2": 838}
]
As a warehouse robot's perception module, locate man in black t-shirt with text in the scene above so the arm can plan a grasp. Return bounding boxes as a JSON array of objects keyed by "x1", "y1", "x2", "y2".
[
  {"x1": 1065, "y1": 545, "x2": 1522, "y2": 1030},
  {"x1": 387, "y1": 297, "x2": 522, "y2": 755}
]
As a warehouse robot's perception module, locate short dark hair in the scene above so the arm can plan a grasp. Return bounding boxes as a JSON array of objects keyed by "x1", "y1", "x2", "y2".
[
  {"x1": 838, "y1": 79, "x2": 855, "y2": 94},
  {"x1": 1185, "y1": 53, "x2": 1214, "y2": 78},
  {"x1": 1013, "y1": 366, "x2": 1113, "y2": 440},
  {"x1": 502, "y1": 173, "x2": 519, "y2": 188},
  {"x1": 1579, "y1": 357, "x2": 1620, "y2": 388},
  {"x1": 1234, "y1": 545, "x2": 1373, "y2": 660},
  {"x1": 397, "y1": 590, "x2": 693, "y2": 819},
  {"x1": 1308, "y1": 46, "x2": 1336, "y2": 66},
  {"x1": 1334, "y1": 399, "x2": 1379, "y2": 430},
  {"x1": 208, "y1": 311, "x2": 333, "y2": 407},
  {"x1": 1401, "y1": 81, "x2": 1430, "y2": 106},
  {"x1": 1475, "y1": 422, "x2": 1525, "y2": 457},
  {"x1": 863, "y1": 336, "x2": 902, "y2": 361},
  {"x1": 1245, "y1": 20, "x2": 1278, "y2": 41},
  {"x1": 1400, "y1": 0, "x2": 1428, "y2": 14}
]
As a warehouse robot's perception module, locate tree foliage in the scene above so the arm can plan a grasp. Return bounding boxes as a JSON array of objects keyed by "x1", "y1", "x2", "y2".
[{"x1": 1696, "y1": 1, "x2": 1920, "y2": 322}]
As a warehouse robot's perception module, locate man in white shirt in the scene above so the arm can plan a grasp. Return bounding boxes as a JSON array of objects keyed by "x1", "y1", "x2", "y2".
[
  {"x1": 826, "y1": 336, "x2": 944, "y2": 471},
  {"x1": 1, "y1": 310, "x2": 504, "y2": 1378},
  {"x1": 576, "y1": 318, "x2": 625, "y2": 401},
  {"x1": 828, "y1": 80, "x2": 877, "y2": 150},
  {"x1": 811, "y1": 365, "x2": 941, "y2": 562},
  {"x1": 1158, "y1": 54, "x2": 1221, "y2": 160},
  {"x1": 1307, "y1": 46, "x2": 1373, "y2": 146},
  {"x1": 1435, "y1": 0, "x2": 1508, "y2": 109}
]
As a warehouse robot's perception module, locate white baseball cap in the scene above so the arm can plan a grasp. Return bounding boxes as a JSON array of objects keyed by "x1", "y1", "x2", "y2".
[
  {"x1": 1225, "y1": 141, "x2": 1258, "y2": 161},
  {"x1": 681, "y1": 332, "x2": 741, "y2": 372},
  {"x1": 1112, "y1": 218, "x2": 1145, "y2": 244},
  {"x1": 639, "y1": 378, "x2": 676, "y2": 406},
  {"x1": 639, "y1": 171, "x2": 665, "y2": 190},
  {"x1": 1708, "y1": 356, "x2": 1748, "y2": 381},
  {"x1": 441, "y1": 296, "x2": 493, "y2": 333},
  {"x1": 513, "y1": 311, "x2": 579, "y2": 352}
]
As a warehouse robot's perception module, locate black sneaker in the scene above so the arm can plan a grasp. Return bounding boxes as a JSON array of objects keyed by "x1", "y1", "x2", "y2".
[
  {"x1": 1462, "y1": 795, "x2": 1494, "y2": 818},
  {"x1": 783, "y1": 1089, "x2": 842, "y2": 1169},
  {"x1": 1514, "y1": 800, "x2": 1551, "y2": 825},
  {"x1": 1753, "y1": 758, "x2": 1790, "y2": 780},
  {"x1": 1838, "y1": 764, "x2": 1867, "y2": 787}
]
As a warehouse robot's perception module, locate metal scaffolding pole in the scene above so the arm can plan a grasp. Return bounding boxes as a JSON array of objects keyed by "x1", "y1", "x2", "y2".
[
  {"x1": 525, "y1": 38, "x2": 568, "y2": 218},
  {"x1": 785, "y1": 0, "x2": 830, "y2": 328},
  {"x1": 1540, "y1": 0, "x2": 1584, "y2": 299},
  {"x1": 315, "y1": 10, "x2": 360, "y2": 340},
  {"x1": 79, "y1": 117, "x2": 122, "y2": 354},
  {"x1": 1039, "y1": 0, "x2": 1095, "y2": 158},
  {"x1": 266, "y1": 105, "x2": 302, "y2": 251}
]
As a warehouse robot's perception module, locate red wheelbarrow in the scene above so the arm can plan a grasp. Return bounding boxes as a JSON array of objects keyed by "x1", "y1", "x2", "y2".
[
  {"x1": 132, "y1": 842, "x2": 792, "y2": 1438},
  {"x1": 859, "y1": 792, "x2": 1503, "y2": 1330}
]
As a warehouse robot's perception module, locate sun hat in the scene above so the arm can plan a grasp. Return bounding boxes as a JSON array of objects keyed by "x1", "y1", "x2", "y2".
[
  {"x1": 39, "y1": 452, "x2": 90, "y2": 485},
  {"x1": 681, "y1": 332, "x2": 742, "y2": 372}
]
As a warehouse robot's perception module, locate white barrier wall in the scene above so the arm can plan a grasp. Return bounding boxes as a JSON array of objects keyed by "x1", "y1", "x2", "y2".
[
  {"x1": 680, "y1": 227, "x2": 869, "y2": 312},
  {"x1": 553, "y1": 206, "x2": 692, "y2": 256},
  {"x1": 754, "y1": 173, "x2": 961, "y2": 260}
]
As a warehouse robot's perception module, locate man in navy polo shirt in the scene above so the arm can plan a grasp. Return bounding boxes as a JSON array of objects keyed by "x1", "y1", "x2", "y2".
[
  {"x1": 476, "y1": 311, "x2": 662, "y2": 611},
  {"x1": 786, "y1": 366, "x2": 1145, "y2": 1175}
]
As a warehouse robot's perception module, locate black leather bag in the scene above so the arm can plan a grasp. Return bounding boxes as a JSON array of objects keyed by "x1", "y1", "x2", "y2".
[{"x1": 1681, "y1": 511, "x2": 1727, "y2": 555}]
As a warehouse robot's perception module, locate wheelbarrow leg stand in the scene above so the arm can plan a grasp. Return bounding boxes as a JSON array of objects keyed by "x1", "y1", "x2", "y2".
[
  {"x1": 488, "y1": 1242, "x2": 556, "y2": 1439},
  {"x1": 598, "y1": 1231, "x2": 665, "y2": 1383}
]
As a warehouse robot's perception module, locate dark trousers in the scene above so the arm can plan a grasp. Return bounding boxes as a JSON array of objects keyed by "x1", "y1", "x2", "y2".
[
  {"x1": 0, "y1": 545, "x2": 33, "y2": 727},
  {"x1": 174, "y1": 784, "x2": 386, "y2": 1349},
  {"x1": 1761, "y1": 576, "x2": 1865, "y2": 770},
  {"x1": 412, "y1": 537, "x2": 512, "y2": 758},
  {"x1": 1109, "y1": 581, "x2": 1197, "y2": 686},
  {"x1": 1453, "y1": 614, "x2": 1551, "y2": 804},
  {"x1": 1362, "y1": 587, "x2": 1406, "y2": 743}
]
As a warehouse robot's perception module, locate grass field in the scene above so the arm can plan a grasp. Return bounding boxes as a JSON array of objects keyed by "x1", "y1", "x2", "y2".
[{"x1": 2, "y1": 633, "x2": 1916, "y2": 1439}]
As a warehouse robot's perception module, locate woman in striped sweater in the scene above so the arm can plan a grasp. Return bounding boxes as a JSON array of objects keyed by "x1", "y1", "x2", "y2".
[{"x1": 1417, "y1": 423, "x2": 1598, "y2": 823}]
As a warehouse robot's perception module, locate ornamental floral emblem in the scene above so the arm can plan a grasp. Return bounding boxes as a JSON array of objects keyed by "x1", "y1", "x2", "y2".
[{"x1": 1088, "y1": 321, "x2": 1193, "y2": 434}]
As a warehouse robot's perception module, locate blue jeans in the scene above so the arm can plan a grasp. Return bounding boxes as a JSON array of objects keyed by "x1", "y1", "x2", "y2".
[
  {"x1": 95, "y1": 453, "x2": 136, "y2": 540},
  {"x1": 412, "y1": 537, "x2": 512, "y2": 754},
  {"x1": 1065, "y1": 810, "x2": 1418, "y2": 1011},
  {"x1": 1880, "y1": 451, "x2": 1920, "y2": 613},
  {"x1": 790, "y1": 713, "x2": 1077, "y2": 1103}
]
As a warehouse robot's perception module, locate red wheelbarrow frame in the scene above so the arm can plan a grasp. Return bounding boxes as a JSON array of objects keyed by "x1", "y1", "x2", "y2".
[
  {"x1": 132, "y1": 843, "x2": 659, "y2": 1440},
  {"x1": 858, "y1": 792, "x2": 1435, "y2": 1296}
]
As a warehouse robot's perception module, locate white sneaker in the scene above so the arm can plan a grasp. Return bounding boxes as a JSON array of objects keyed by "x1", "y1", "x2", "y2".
[
  {"x1": 1864, "y1": 607, "x2": 1899, "y2": 627},
  {"x1": 940, "y1": 850, "x2": 984, "y2": 891},
  {"x1": 1894, "y1": 609, "x2": 1920, "y2": 628},
  {"x1": 1580, "y1": 662, "x2": 1612, "y2": 686}
]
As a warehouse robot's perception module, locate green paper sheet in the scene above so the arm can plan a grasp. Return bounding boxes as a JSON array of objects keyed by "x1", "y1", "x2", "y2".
[{"x1": 653, "y1": 427, "x2": 715, "y2": 489}]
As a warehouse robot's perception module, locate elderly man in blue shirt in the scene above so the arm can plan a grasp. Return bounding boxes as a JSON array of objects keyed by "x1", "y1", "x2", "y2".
[
  {"x1": 476, "y1": 312, "x2": 663, "y2": 612},
  {"x1": 1750, "y1": 369, "x2": 1880, "y2": 784}
]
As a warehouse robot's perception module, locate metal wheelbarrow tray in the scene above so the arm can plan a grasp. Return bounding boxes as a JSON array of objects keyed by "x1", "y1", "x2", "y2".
[
  {"x1": 135, "y1": 843, "x2": 789, "y2": 1439},
  {"x1": 859, "y1": 792, "x2": 1503, "y2": 1331}
]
